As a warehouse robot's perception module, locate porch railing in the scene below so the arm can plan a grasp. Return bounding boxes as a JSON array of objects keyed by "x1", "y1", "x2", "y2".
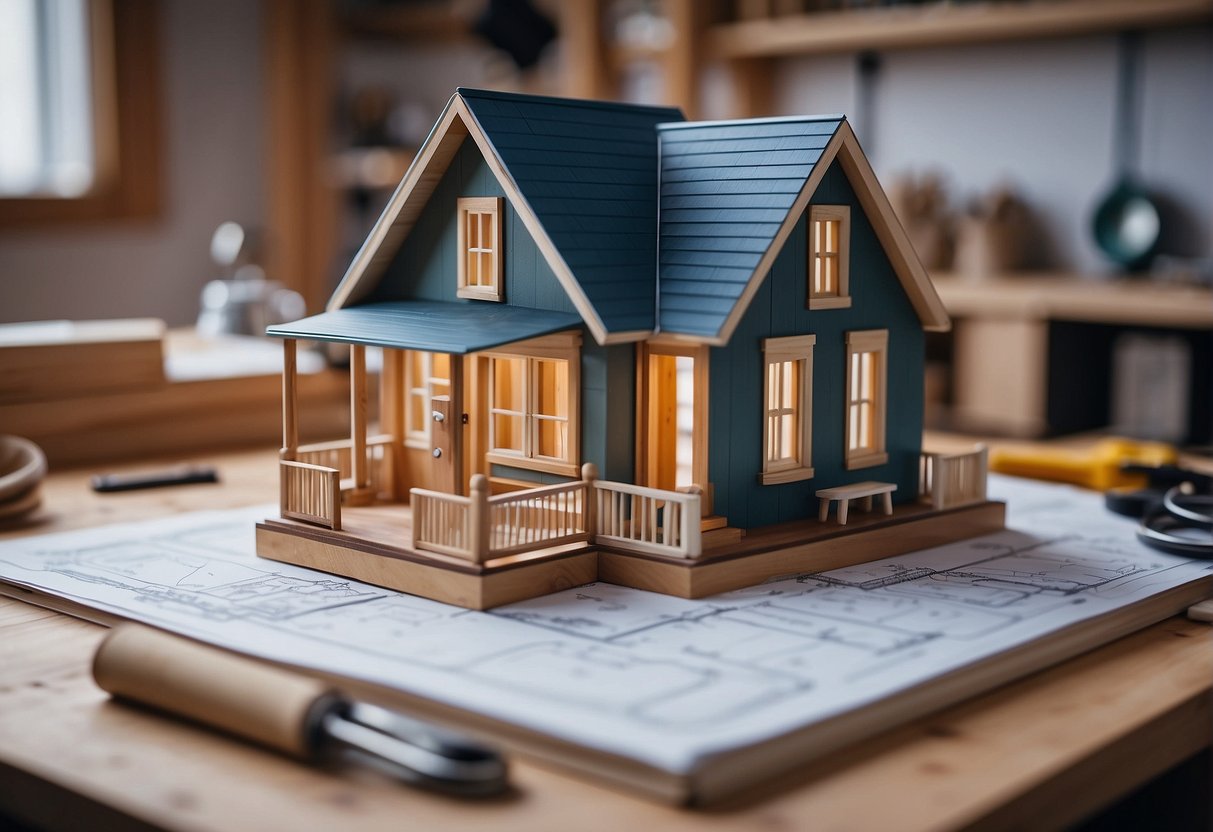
[
  {"x1": 280, "y1": 460, "x2": 342, "y2": 529},
  {"x1": 411, "y1": 464, "x2": 700, "y2": 563},
  {"x1": 920, "y1": 445, "x2": 988, "y2": 510},
  {"x1": 594, "y1": 480, "x2": 702, "y2": 559},
  {"x1": 297, "y1": 434, "x2": 395, "y2": 498}
]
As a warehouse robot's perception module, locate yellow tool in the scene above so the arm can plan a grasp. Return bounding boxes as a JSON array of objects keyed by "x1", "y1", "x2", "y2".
[{"x1": 988, "y1": 437, "x2": 1178, "y2": 492}]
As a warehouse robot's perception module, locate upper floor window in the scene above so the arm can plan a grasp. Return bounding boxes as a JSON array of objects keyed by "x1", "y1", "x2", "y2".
[
  {"x1": 808, "y1": 205, "x2": 851, "y2": 310},
  {"x1": 760, "y1": 335, "x2": 815, "y2": 485},
  {"x1": 845, "y1": 329, "x2": 888, "y2": 469},
  {"x1": 457, "y1": 196, "x2": 503, "y2": 302}
]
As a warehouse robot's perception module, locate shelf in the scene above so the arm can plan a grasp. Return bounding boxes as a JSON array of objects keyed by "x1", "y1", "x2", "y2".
[
  {"x1": 342, "y1": 3, "x2": 471, "y2": 42},
  {"x1": 708, "y1": 0, "x2": 1213, "y2": 58},
  {"x1": 931, "y1": 273, "x2": 1213, "y2": 329}
]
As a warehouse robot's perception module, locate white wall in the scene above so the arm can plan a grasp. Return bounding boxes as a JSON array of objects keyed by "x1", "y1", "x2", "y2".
[
  {"x1": 0, "y1": 0, "x2": 265, "y2": 326},
  {"x1": 775, "y1": 25, "x2": 1213, "y2": 272}
]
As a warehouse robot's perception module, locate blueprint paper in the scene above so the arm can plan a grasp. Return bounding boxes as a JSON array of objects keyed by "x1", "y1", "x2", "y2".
[{"x1": 0, "y1": 476, "x2": 1209, "y2": 774}]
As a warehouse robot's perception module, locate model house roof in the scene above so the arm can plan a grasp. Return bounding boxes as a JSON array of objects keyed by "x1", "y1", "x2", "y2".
[
  {"x1": 314, "y1": 88, "x2": 948, "y2": 351},
  {"x1": 657, "y1": 116, "x2": 845, "y2": 338}
]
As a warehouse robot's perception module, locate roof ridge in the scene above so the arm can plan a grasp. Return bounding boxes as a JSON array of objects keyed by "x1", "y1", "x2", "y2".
[
  {"x1": 457, "y1": 87, "x2": 685, "y2": 119},
  {"x1": 658, "y1": 114, "x2": 846, "y2": 131}
]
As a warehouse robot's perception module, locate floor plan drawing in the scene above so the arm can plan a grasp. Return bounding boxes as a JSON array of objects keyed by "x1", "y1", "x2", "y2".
[{"x1": 1, "y1": 478, "x2": 1210, "y2": 775}]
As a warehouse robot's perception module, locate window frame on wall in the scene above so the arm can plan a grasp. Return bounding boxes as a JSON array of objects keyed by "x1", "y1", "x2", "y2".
[
  {"x1": 402, "y1": 350, "x2": 451, "y2": 450},
  {"x1": 0, "y1": 0, "x2": 162, "y2": 227},
  {"x1": 807, "y1": 204, "x2": 851, "y2": 310},
  {"x1": 845, "y1": 329, "x2": 889, "y2": 470},
  {"x1": 483, "y1": 331, "x2": 580, "y2": 477},
  {"x1": 760, "y1": 334, "x2": 815, "y2": 485},
  {"x1": 457, "y1": 196, "x2": 504, "y2": 302}
]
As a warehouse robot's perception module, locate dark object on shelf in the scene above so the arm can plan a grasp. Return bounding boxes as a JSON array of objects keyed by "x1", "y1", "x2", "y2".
[
  {"x1": 1092, "y1": 31, "x2": 1161, "y2": 272},
  {"x1": 92, "y1": 465, "x2": 220, "y2": 492},
  {"x1": 473, "y1": 0, "x2": 556, "y2": 70}
]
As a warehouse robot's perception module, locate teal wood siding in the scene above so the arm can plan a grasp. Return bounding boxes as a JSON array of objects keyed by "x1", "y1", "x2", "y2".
[
  {"x1": 366, "y1": 137, "x2": 578, "y2": 316},
  {"x1": 365, "y1": 137, "x2": 633, "y2": 485},
  {"x1": 707, "y1": 160, "x2": 924, "y2": 530}
]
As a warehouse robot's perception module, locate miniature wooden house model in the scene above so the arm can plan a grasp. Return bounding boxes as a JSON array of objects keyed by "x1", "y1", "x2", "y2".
[{"x1": 257, "y1": 88, "x2": 1000, "y2": 609}]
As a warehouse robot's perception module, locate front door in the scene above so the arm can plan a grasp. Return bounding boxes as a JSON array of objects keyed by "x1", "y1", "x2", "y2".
[
  {"x1": 638, "y1": 344, "x2": 709, "y2": 514},
  {"x1": 430, "y1": 395, "x2": 457, "y2": 494}
]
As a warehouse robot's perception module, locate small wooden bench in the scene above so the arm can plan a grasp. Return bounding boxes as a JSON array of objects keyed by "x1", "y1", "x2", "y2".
[{"x1": 816, "y1": 481, "x2": 897, "y2": 525}]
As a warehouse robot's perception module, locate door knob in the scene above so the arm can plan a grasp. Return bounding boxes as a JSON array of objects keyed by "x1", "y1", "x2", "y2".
[
  {"x1": 432, "y1": 448, "x2": 442, "y2": 458},
  {"x1": 432, "y1": 411, "x2": 445, "y2": 423}
]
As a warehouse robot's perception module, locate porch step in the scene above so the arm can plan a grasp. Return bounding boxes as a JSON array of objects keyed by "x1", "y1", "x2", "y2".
[
  {"x1": 702, "y1": 525, "x2": 743, "y2": 548},
  {"x1": 701, "y1": 514, "x2": 730, "y2": 532}
]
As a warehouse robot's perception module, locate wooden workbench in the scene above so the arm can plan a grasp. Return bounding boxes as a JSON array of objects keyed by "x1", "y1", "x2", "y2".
[{"x1": 1, "y1": 447, "x2": 1210, "y2": 831}]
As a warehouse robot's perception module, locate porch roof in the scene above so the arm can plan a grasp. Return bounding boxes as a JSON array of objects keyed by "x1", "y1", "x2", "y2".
[{"x1": 266, "y1": 300, "x2": 582, "y2": 354}]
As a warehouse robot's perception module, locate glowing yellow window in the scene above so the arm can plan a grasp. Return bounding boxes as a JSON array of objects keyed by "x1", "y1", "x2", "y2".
[
  {"x1": 808, "y1": 205, "x2": 851, "y2": 310},
  {"x1": 486, "y1": 340, "x2": 578, "y2": 476},
  {"x1": 845, "y1": 329, "x2": 888, "y2": 469},
  {"x1": 761, "y1": 335, "x2": 815, "y2": 485},
  {"x1": 457, "y1": 196, "x2": 503, "y2": 301}
]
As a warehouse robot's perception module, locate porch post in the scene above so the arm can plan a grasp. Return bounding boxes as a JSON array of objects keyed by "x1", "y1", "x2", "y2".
[
  {"x1": 350, "y1": 344, "x2": 368, "y2": 492},
  {"x1": 281, "y1": 339, "x2": 298, "y2": 461}
]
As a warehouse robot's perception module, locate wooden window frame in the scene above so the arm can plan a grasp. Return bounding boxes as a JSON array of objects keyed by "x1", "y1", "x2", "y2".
[
  {"x1": 457, "y1": 196, "x2": 504, "y2": 302},
  {"x1": 0, "y1": 0, "x2": 162, "y2": 227},
  {"x1": 760, "y1": 334, "x2": 815, "y2": 485},
  {"x1": 807, "y1": 205, "x2": 851, "y2": 311},
  {"x1": 484, "y1": 331, "x2": 580, "y2": 477},
  {"x1": 845, "y1": 329, "x2": 889, "y2": 470}
]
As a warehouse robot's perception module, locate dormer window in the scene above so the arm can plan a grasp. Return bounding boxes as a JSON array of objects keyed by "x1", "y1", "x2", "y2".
[
  {"x1": 808, "y1": 205, "x2": 851, "y2": 310},
  {"x1": 457, "y1": 196, "x2": 503, "y2": 301}
]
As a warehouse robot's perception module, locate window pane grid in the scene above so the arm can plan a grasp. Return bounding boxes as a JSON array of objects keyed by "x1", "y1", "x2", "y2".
[
  {"x1": 764, "y1": 356, "x2": 803, "y2": 471},
  {"x1": 488, "y1": 354, "x2": 572, "y2": 464}
]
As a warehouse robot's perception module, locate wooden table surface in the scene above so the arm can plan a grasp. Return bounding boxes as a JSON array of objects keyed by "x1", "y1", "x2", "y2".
[{"x1": 2, "y1": 447, "x2": 1211, "y2": 831}]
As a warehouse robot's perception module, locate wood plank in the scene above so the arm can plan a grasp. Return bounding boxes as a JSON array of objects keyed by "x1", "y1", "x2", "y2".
[{"x1": 708, "y1": 0, "x2": 1213, "y2": 58}]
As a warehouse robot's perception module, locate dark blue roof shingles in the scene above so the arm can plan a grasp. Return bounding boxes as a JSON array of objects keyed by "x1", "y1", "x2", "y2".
[
  {"x1": 656, "y1": 117, "x2": 845, "y2": 338},
  {"x1": 460, "y1": 88, "x2": 683, "y2": 334}
]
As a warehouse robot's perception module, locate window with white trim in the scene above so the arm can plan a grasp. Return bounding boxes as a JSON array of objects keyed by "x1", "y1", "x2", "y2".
[
  {"x1": 845, "y1": 329, "x2": 888, "y2": 469},
  {"x1": 761, "y1": 335, "x2": 815, "y2": 485},
  {"x1": 808, "y1": 205, "x2": 851, "y2": 310},
  {"x1": 485, "y1": 334, "x2": 579, "y2": 476},
  {"x1": 403, "y1": 351, "x2": 450, "y2": 449},
  {"x1": 457, "y1": 196, "x2": 503, "y2": 301}
]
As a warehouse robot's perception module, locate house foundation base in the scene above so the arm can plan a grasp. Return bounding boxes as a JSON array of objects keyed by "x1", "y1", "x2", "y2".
[
  {"x1": 256, "y1": 520, "x2": 598, "y2": 610},
  {"x1": 257, "y1": 500, "x2": 1005, "y2": 610},
  {"x1": 599, "y1": 501, "x2": 1007, "y2": 599}
]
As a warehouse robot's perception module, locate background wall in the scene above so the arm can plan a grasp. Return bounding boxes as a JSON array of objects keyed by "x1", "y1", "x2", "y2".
[
  {"x1": 0, "y1": 0, "x2": 265, "y2": 326},
  {"x1": 1, "y1": 11, "x2": 1208, "y2": 326},
  {"x1": 774, "y1": 25, "x2": 1213, "y2": 273}
]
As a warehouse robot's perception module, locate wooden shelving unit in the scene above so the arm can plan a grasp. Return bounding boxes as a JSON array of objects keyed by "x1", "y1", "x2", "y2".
[{"x1": 709, "y1": 0, "x2": 1213, "y2": 59}]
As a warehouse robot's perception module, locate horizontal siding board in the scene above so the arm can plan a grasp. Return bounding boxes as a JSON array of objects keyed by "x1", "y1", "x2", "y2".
[
  {"x1": 657, "y1": 119, "x2": 840, "y2": 143},
  {"x1": 661, "y1": 147, "x2": 826, "y2": 170},
  {"x1": 660, "y1": 179, "x2": 804, "y2": 197},
  {"x1": 659, "y1": 293, "x2": 737, "y2": 314},
  {"x1": 660, "y1": 236, "x2": 770, "y2": 254},
  {"x1": 661, "y1": 193, "x2": 800, "y2": 210},
  {"x1": 661, "y1": 207, "x2": 789, "y2": 224},
  {"x1": 488, "y1": 131, "x2": 654, "y2": 155},
  {"x1": 661, "y1": 164, "x2": 818, "y2": 183},
  {"x1": 659, "y1": 249, "x2": 762, "y2": 269},
  {"x1": 660, "y1": 265, "x2": 752, "y2": 284},
  {"x1": 660, "y1": 133, "x2": 836, "y2": 156},
  {"x1": 657, "y1": 309, "x2": 723, "y2": 336},
  {"x1": 662, "y1": 221, "x2": 782, "y2": 238}
]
